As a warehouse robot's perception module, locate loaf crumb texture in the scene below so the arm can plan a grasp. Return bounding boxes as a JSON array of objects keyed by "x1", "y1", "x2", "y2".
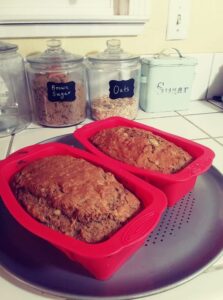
[
  {"x1": 11, "y1": 155, "x2": 141, "y2": 243},
  {"x1": 90, "y1": 126, "x2": 193, "y2": 174}
]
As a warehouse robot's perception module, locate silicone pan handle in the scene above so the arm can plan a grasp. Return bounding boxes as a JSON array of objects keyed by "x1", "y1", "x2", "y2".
[
  {"x1": 186, "y1": 148, "x2": 215, "y2": 177},
  {"x1": 119, "y1": 208, "x2": 161, "y2": 246}
]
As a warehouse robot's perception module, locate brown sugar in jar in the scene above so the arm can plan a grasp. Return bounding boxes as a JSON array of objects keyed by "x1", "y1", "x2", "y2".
[{"x1": 26, "y1": 39, "x2": 87, "y2": 127}]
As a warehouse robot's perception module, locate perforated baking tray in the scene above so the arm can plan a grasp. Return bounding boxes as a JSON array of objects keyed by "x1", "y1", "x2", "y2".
[{"x1": 0, "y1": 134, "x2": 222, "y2": 300}]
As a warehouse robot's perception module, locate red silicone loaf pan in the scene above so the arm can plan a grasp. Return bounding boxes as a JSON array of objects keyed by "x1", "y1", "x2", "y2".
[
  {"x1": 0, "y1": 142, "x2": 167, "y2": 280},
  {"x1": 74, "y1": 117, "x2": 215, "y2": 206}
]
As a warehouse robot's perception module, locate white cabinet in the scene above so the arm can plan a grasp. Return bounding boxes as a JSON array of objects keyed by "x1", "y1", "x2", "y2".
[{"x1": 0, "y1": 0, "x2": 150, "y2": 37}]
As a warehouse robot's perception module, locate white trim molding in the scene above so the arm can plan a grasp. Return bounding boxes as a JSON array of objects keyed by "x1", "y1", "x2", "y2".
[{"x1": 0, "y1": 0, "x2": 150, "y2": 38}]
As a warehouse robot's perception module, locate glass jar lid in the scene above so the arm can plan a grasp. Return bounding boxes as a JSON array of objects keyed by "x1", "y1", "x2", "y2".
[
  {"x1": 87, "y1": 39, "x2": 139, "y2": 62},
  {"x1": 0, "y1": 41, "x2": 18, "y2": 53},
  {"x1": 26, "y1": 39, "x2": 83, "y2": 65}
]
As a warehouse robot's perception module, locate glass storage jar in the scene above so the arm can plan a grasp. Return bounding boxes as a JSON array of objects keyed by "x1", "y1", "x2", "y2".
[
  {"x1": 0, "y1": 41, "x2": 31, "y2": 138},
  {"x1": 86, "y1": 39, "x2": 141, "y2": 120},
  {"x1": 26, "y1": 39, "x2": 87, "y2": 127}
]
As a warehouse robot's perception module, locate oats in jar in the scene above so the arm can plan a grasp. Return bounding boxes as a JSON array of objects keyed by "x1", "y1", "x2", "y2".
[
  {"x1": 91, "y1": 95, "x2": 138, "y2": 120},
  {"x1": 86, "y1": 39, "x2": 141, "y2": 121}
]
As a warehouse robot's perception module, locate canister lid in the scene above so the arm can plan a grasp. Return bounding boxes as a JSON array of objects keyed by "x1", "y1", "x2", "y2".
[
  {"x1": 0, "y1": 41, "x2": 18, "y2": 52},
  {"x1": 26, "y1": 39, "x2": 83, "y2": 65},
  {"x1": 141, "y1": 55, "x2": 197, "y2": 67},
  {"x1": 87, "y1": 39, "x2": 139, "y2": 62}
]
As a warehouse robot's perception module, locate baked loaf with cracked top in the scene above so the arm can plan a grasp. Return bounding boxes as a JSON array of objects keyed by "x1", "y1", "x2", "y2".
[
  {"x1": 11, "y1": 155, "x2": 141, "y2": 243},
  {"x1": 90, "y1": 126, "x2": 193, "y2": 174}
]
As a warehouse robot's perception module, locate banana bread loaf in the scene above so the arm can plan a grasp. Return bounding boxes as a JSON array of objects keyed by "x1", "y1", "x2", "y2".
[
  {"x1": 11, "y1": 155, "x2": 141, "y2": 243},
  {"x1": 90, "y1": 126, "x2": 193, "y2": 174}
]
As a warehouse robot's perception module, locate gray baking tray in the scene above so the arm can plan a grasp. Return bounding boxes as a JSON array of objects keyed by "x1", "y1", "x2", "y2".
[{"x1": 0, "y1": 134, "x2": 223, "y2": 300}]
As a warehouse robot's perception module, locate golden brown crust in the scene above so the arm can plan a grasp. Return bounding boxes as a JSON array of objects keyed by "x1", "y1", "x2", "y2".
[
  {"x1": 90, "y1": 126, "x2": 193, "y2": 174},
  {"x1": 11, "y1": 155, "x2": 141, "y2": 243}
]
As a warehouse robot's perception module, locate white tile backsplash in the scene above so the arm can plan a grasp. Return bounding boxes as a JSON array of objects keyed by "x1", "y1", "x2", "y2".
[
  {"x1": 215, "y1": 137, "x2": 223, "y2": 145},
  {"x1": 27, "y1": 123, "x2": 42, "y2": 129},
  {"x1": 0, "y1": 136, "x2": 11, "y2": 159},
  {"x1": 76, "y1": 118, "x2": 94, "y2": 128},
  {"x1": 187, "y1": 53, "x2": 214, "y2": 100},
  {"x1": 137, "y1": 116, "x2": 208, "y2": 139},
  {"x1": 185, "y1": 113, "x2": 223, "y2": 137},
  {"x1": 177, "y1": 100, "x2": 221, "y2": 115},
  {"x1": 207, "y1": 53, "x2": 223, "y2": 99},
  {"x1": 136, "y1": 109, "x2": 178, "y2": 119},
  {"x1": 11, "y1": 126, "x2": 77, "y2": 152}
]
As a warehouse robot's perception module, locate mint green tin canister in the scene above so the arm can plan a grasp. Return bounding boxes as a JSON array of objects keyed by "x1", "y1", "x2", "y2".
[{"x1": 140, "y1": 49, "x2": 197, "y2": 112}]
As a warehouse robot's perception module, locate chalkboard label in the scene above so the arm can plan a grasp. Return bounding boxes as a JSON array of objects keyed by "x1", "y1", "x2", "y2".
[
  {"x1": 47, "y1": 81, "x2": 76, "y2": 102},
  {"x1": 109, "y1": 79, "x2": 135, "y2": 99}
]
